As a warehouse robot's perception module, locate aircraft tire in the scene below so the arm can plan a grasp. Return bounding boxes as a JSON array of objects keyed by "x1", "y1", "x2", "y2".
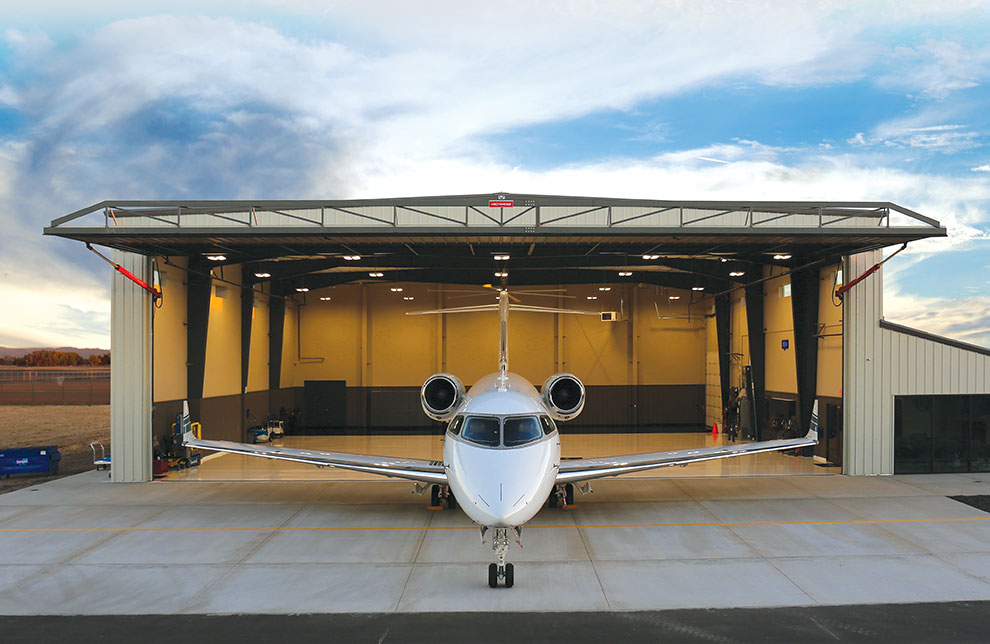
[
  {"x1": 505, "y1": 563, "x2": 514, "y2": 588},
  {"x1": 446, "y1": 492, "x2": 458, "y2": 510},
  {"x1": 547, "y1": 492, "x2": 558, "y2": 508},
  {"x1": 565, "y1": 483, "x2": 575, "y2": 506},
  {"x1": 430, "y1": 485, "x2": 440, "y2": 506},
  {"x1": 488, "y1": 563, "x2": 498, "y2": 588}
]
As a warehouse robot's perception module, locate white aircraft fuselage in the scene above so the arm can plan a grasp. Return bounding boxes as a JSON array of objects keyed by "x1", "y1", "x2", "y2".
[{"x1": 444, "y1": 372, "x2": 560, "y2": 528}]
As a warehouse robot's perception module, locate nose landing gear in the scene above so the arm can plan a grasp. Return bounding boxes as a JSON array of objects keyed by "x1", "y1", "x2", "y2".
[{"x1": 485, "y1": 527, "x2": 516, "y2": 588}]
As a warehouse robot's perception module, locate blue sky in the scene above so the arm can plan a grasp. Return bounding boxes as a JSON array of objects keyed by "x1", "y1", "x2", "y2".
[{"x1": 0, "y1": 1, "x2": 989, "y2": 349}]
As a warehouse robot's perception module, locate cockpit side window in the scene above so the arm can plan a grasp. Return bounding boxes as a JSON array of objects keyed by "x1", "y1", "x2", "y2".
[
  {"x1": 503, "y1": 416, "x2": 542, "y2": 447},
  {"x1": 539, "y1": 415, "x2": 556, "y2": 435},
  {"x1": 447, "y1": 415, "x2": 464, "y2": 436},
  {"x1": 461, "y1": 416, "x2": 500, "y2": 447}
]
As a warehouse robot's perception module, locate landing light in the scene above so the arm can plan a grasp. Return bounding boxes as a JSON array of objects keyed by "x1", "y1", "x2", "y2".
[{"x1": 254, "y1": 272, "x2": 271, "y2": 278}]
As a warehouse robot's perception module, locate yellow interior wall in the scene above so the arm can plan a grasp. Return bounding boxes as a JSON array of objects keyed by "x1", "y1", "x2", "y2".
[
  {"x1": 637, "y1": 285, "x2": 707, "y2": 385},
  {"x1": 281, "y1": 302, "x2": 299, "y2": 387},
  {"x1": 764, "y1": 267, "x2": 797, "y2": 394},
  {"x1": 817, "y1": 264, "x2": 843, "y2": 398},
  {"x1": 246, "y1": 288, "x2": 269, "y2": 393},
  {"x1": 202, "y1": 265, "x2": 242, "y2": 398},
  {"x1": 153, "y1": 257, "x2": 188, "y2": 402},
  {"x1": 729, "y1": 290, "x2": 749, "y2": 392},
  {"x1": 561, "y1": 284, "x2": 629, "y2": 385},
  {"x1": 292, "y1": 284, "x2": 363, "y2": 386},
  {"x1": 370, "y1": 283, "x2": 439, "y2": 386}
]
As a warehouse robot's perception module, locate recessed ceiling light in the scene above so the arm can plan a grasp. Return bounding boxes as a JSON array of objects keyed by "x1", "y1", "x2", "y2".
[
  {"x1": 390, "y1": 287, "x2": 403, "y2": 292},
  {"x1": 691, "y1": 286, "x2": 705, "y2": 291},
  {"x1": 598, "y1": 287, "x2": 611, "y2": 291},
  {"x1": 254, "y1": 272, "x2": 271, "y2": 278},
  {"x1": 729, "y1": 271, "x2": 745, "y2": 277},
  {"x1": 669, "y1": 296, "x2": 681, "y2": 300},
  {"x1": 642, "y1": 254, "x2": 660, "y2": 260},
  {"x1": 343, "y1": 255, "x2": 361, "y2": 261},
  {"x1": 586, "y1": 296, "x2": 598, "y2": 300},
  {"x1": 206, "y1": 254, "x2": 226, "y2": 261},
  {"x1": 773, "y1": 254, "x2": 792, "y2": 260},
  {"x1": 720, "y1": 258, "x2": 729, "y2": 263},
  {"x1": 494, "y1": 254, "x2": 510, "y2": 261},
  {"x1": 319, "y1": 296, "x2": 332, "y2": 301},
  {"x1": 618, "y1": 271, "x2": 633, "y2": 277},
  {"x1": 369, "y1": 272, "x2": 383, "y2": 277},
  {"x1": 296, "y1": 287, "x2": 309, "y2": 293},
  {"x1": 495, "y1": 271, "x2": 508, "y2": 278},
  {"x1": 403, "y1": 296, "x2": 415, "y2": 301}
]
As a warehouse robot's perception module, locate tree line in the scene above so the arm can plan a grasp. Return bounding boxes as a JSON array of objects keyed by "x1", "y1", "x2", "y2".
[{"x1": 0, "y1": 350, "x2": 111, "y2": 367}]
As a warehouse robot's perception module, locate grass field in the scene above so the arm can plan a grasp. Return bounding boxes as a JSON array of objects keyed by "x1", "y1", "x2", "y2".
[{"x1": 0, "y1": 405, "x2": 110, "y2": 493}]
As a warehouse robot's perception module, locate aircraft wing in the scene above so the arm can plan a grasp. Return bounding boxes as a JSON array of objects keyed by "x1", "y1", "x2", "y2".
[
  {"x1": 556, "y1": 402, "x2": 819, "y2": 484},
  {"x1": 179, "y1": 404, "x2": 446, "y2": 484}
]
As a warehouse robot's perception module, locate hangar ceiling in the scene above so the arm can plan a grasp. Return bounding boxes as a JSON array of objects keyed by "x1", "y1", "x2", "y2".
[{"x1": 46, "y1": 193, "x2": 946, "y2": 296}]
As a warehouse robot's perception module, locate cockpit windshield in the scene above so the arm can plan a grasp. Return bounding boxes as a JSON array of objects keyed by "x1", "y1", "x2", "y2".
[
  {"x1": 456, "y1": 415, "x2": 549, "y2": 448},
  {"x1": 503, "y1": 416, "x2": 542, "y2": 447},
  {"x1": 461, "y1": 416, "x2": 500, "y2": 447}
]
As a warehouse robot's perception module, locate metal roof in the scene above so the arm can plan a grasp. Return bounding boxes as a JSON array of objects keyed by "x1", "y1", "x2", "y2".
[{"x1": 45, "y1": 193, "x2": 946, "y2": 295}]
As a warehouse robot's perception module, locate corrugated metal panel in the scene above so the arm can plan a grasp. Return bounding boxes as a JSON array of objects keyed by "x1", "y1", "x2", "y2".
[
  {"x1": 110, "y1": 250, "x2": 152, "y2": 482},
  {"x1": 844, "y1": 250, "x2": 990, "y2": 475}
]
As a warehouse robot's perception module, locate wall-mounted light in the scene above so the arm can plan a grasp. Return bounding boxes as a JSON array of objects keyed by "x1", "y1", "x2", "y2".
[
  {"x1": 494, "y1": 254, "x2": 510, "y2": 261},
  {"x1": 296, "y1": 287, "x2": 309, "y2": 293},
  {"x1": 773, "y1": 254, "x2": 792, "y2": 260},
  {"x1": 369, "y1": 272, "x2": 384, "y2": 277},
  {"x1": 618, "y1": 271, "x2": 633, "y2": 277},
  {"x1": 254, "y1": 272, "x2": 271, "y2": 278},
  {"x1": 729, "y1": 271, "x2": 745, "y2": 277},
  {"x1": 206, "y1": 255, "x2": 227, "y2": 261}
]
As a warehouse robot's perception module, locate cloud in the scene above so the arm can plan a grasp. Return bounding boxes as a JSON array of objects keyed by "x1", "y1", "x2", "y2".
[
  {"x1": 884, "y1": 287, "x2": 990, "y2": 349},
  {"x1": 973, "y1": 164, "x2": 990, "y2": 172},
  {"x1": 878, "y1": 39, "x2": 990, "y2": 100}
]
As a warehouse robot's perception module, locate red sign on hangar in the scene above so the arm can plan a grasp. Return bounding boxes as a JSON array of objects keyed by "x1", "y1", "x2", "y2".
[{"x1": 489, "y1": 200, "x2": 514, "y2": 208}]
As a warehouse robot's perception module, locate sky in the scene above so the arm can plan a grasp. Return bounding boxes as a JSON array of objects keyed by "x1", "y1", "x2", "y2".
[{"x1": 0, "y1": 1, "x2": 989, "y2": 350}]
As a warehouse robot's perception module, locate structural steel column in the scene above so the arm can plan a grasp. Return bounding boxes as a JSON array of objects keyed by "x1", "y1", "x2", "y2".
[
  {"x1": 714, "y1": 294, "x2": 731, "y2": 413},
  {"x1": 745, "y1": 282, "x2": 768, "y2": 440},
  {"x1": 790, "y1": 267, "x2": 821, "y2": 447},
  {"x1": 269, "y1": 296, "x2": 285, "y2": 391},
  {"x1": 186, "y1": 257, "x2": 212, "y2": 401},
  {"x1": 110, "y1": 250, "x2": 152, "y2": 482}
]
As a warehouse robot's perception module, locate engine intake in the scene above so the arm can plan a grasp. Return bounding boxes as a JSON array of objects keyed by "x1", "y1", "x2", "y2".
[
  {"x1": 421, "y1": 373, "x2": 466, "y2": 421},
  {"x1": 541, "y1": 373, "x2": 585, "y2": 421}
]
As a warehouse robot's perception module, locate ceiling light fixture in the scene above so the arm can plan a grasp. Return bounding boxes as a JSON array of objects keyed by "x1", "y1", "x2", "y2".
[
  {"x1": 598, "y1": 287, "x2": 611, "y2": 291},
  {"x1": 254, "y1": 272, "x2": 271, "y2": 278},
  {"x1": 586, "y1": 296, "x2": 598, "y2": 300},
  {"x1": 691, "y1": 286, "x2": 705, "y2": 291},
  {"x1": 642, "y1": 254, "x2": 660, "y2": 260},
  {"x1": 296, "y1": 287, "x2": 309, "y2": 293},
  {"x1": 729, "y1": 271, "x2": 745, "y2": 277},
  {"x1": 390, "y1": 287, "x2": 403, "y2": 292},
  {"x1": 369, "y1": 272, "x2": 383, "y2": 278},
  {"x1": 342, "y1": 255, "x2": 361, "y2": 261},
  {"x1": 669, "y1": 295, "x2": 681, "y2": 300},
  {"x1": 403, "y1": 296, "x2": 415, "y2": 301},
  {"x1": 720, "y1": 258, "x2": 729, "y2": 263},
  {"x1": 319, "y1": 296, "x2": 332, "y2": 301},
  {"x1": 206, "y1": 254, "x2": 226, "y2": 261},
  {"x1": 618, "y1": 271, "x2": 633, "y2": 277},
  {"x1": 773, "y1": 254, "x2": 792, "y2": 260},
  {"x1": 494, "y1": 254, "x2": 510, "y2": 261},
  {"x1": 495, "y1": 271, "x2": 508, "y2": 278}
]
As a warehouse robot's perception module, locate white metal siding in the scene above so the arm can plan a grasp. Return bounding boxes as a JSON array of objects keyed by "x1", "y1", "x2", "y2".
[
  {"x1": 843, "y1": 250, "x2": 990, "y2": 475},
  {"x1": 110, "y1": 250, "x2": 152, "y2": 482}
]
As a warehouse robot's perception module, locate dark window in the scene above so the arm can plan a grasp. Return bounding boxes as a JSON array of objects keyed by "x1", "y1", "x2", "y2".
[
  {"x1": 539, "y1": 415, "x2": 557, "y2": 435},
  {"x1": 895, "y1": 394, "x2": 990, "y2": 474},
  {"x1": 503, "y1": 416, "x2": 542, "y2": 447},
  {"x1": 933, "y1": 395, "x2": 970, "y2": 472},
  {"x1": 447, "y1": 415, "x2": 464, "y2": 436},
  {"x1": 972, "y1": 395, "x2": 990, "y2": 471},
  {"x1": 462, "y1": 416, "x2": 500, "y2": 447},
  {"x1": 894, "y1": 396, "x2": 932, "y2": 474}
]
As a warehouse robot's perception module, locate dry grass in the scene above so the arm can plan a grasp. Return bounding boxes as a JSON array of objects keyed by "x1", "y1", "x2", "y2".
[{"x1": 0, "y1": 405, "x2": 110, "y2": 493}]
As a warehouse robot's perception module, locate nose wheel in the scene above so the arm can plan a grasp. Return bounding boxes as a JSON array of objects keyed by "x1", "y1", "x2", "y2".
[{"x1": 488, "y1": 562, "x2": 514, "y2": 588}]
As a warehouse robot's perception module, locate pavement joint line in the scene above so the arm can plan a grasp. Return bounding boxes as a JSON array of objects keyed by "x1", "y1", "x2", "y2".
[{"x1": 3, "y1": 516, "x2": 989, "y2": 532}]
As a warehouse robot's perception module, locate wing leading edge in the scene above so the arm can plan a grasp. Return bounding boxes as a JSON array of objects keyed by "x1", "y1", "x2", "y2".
[
  {"x1": 557, "y1": 401, "x2": 820, "y2": 484},
  {"x1": 180, "y1": 403, "x2": 446, "y2": 484}
]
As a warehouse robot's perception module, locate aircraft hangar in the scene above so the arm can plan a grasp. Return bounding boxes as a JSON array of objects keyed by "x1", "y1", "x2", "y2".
[{"x1": 45, "y1": 193, "x2": 990, "y2": 482}]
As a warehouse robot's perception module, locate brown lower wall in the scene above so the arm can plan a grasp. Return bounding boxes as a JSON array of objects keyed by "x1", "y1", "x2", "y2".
[{"x1": 155, "y1": 384, "x2": 707, "y2": 439}]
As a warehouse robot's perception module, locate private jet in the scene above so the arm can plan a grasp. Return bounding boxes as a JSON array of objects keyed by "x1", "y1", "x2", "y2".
[{"x1": 183, "y1": 289, "x2": 818, "y2": 588}]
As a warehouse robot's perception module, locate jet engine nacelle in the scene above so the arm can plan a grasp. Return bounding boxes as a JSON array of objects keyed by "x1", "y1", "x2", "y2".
[
  {"x1": 541, "y1": 373, "x2": 585, "y2": 421},
  {"x1": 421, "y1": 373, "x2": 466, "y2": 421}
]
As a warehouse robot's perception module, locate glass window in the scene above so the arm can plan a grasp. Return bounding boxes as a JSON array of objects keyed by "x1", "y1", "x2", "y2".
[
  {"x1": 971, "y1": 395, "x2": 990, "y2": 472},
  {"x1": 539, "y1": 415, "x2": 557, "y2": 435},
  {"x1": 447, "y1": 415, "x2": 464, "y2": 436},
  {"x1": 894, "y1": 395, "x2": 932, "y2": 474},
  {"x1": 933, "y1": 395, "x2": 970, "y2": 473},
  {"x1": 462, "y1": 416, "x2": 500, "y2": 447},
  {"x1": 503, "y1": 416, "x2": 542, "y2": 447}
]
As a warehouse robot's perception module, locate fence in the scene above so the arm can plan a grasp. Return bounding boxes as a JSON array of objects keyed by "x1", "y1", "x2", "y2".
[{"x1": 0, "y1": 368, "x2": 110, "y2": 405}]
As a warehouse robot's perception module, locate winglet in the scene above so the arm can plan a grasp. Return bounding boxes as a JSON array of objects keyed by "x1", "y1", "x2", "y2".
[
  {"x1": 181, "y1": 400, "x2": 196, "y2": 445},
  {"x1": 806, "y1": 400, "x2": 819, "y2": 443}
]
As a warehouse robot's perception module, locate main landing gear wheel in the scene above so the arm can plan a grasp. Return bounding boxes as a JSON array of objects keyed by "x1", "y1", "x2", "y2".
[
  {"x1": 488, "y1": 563, "x2": 498, "y2": 588},
  {"x1": 430, "y1": 485, "x2": 441, "y2": 506},
  {"x1": 446, "y1": 492, "x2": 458, "y2": 510}
]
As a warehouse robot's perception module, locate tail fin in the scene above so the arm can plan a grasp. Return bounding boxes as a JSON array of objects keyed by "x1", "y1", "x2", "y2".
[
  {"x1": 806, "y1": 400, "x2": 819, "y2": 442},
  {"x1": 180, "y1": 401, "x2": 195, "y2": 445}
]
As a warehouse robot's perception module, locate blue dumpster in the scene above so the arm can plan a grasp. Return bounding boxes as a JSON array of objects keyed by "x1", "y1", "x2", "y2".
[{"x1": 0, "y1": 446, "x2": 61, "y2": 477}]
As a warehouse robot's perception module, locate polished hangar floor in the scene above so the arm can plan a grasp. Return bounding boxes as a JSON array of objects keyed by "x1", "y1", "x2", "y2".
[{"x1": 167, "y1": 432, "x2": 829, "y2": 482}]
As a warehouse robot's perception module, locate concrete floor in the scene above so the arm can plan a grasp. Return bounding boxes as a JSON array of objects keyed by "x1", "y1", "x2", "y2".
[{"x1": 1, "y1": 464, "x2": 989, "y2": 615}]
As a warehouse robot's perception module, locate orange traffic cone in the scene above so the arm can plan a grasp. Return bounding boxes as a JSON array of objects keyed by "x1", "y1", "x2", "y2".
[{"x1": 712, "y1": 422, "x2": 719, "y2": 439}]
